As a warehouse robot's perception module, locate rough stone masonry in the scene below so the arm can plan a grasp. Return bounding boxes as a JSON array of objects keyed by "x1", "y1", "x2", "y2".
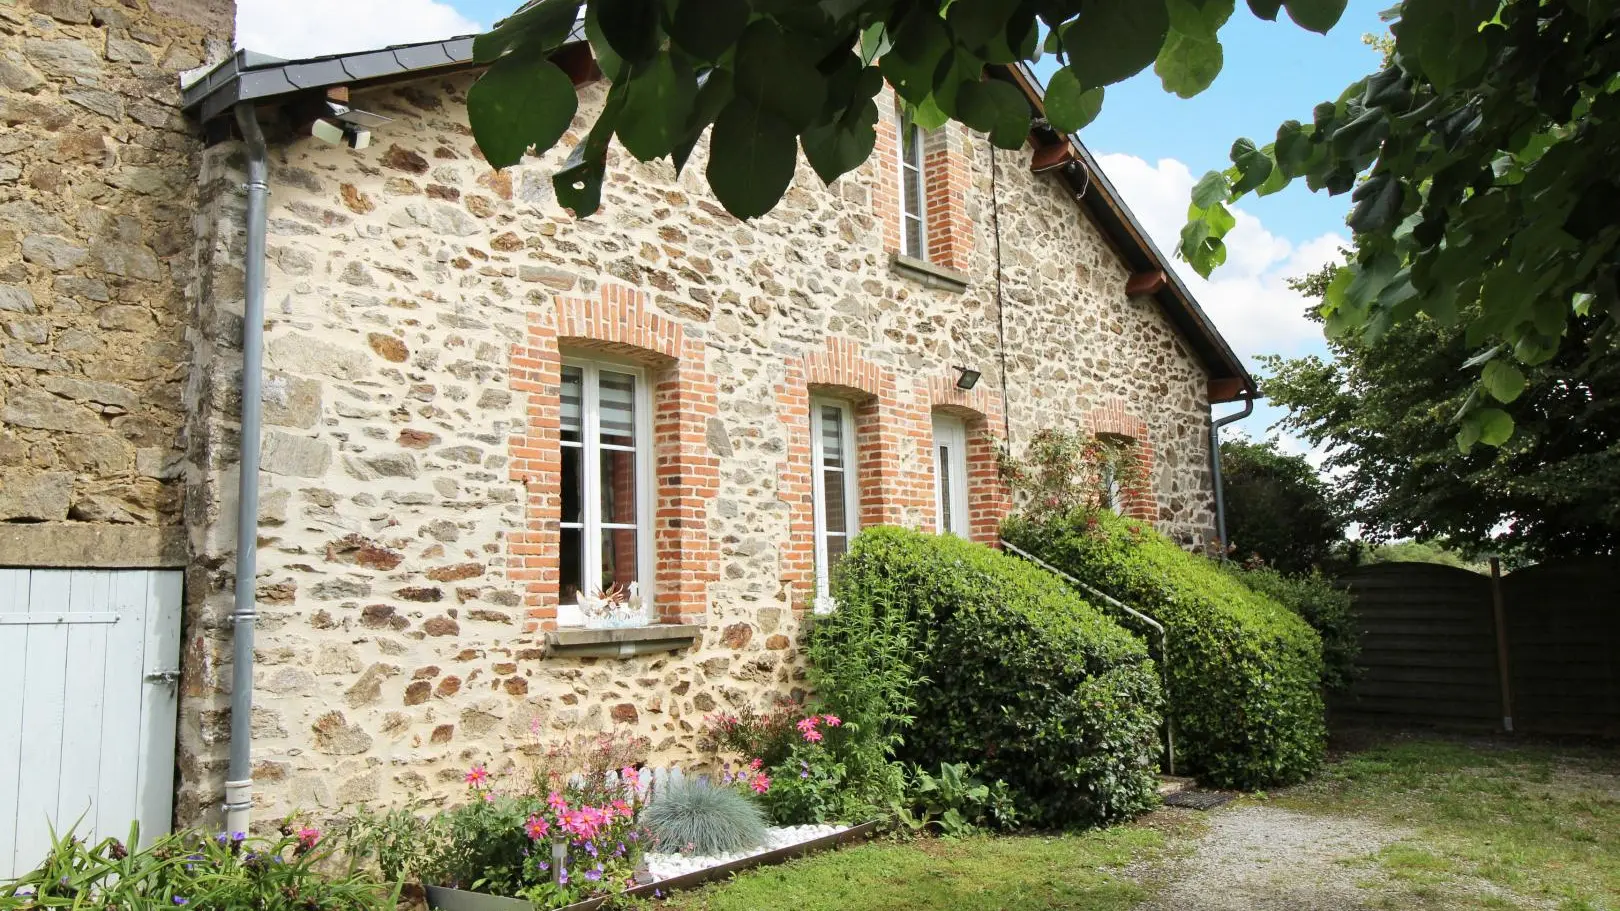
[{"x1": 172, "y1": 66, "x2": 1224, "y2": 828}]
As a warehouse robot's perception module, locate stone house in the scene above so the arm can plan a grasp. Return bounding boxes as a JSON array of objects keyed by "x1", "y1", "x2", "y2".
[{"x1": 0, "y1": 0, "x2": 1255, "y2": 855}]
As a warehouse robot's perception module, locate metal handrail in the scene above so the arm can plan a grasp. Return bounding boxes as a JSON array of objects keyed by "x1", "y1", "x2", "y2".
[{"x1": 1000, "y1": 539, "x2": 1176, "y2": 777}]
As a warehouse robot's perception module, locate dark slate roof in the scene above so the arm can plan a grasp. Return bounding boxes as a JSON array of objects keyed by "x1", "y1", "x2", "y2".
[{"x1": 179, "y1": 37, "x2": 1255, "y2": 397}]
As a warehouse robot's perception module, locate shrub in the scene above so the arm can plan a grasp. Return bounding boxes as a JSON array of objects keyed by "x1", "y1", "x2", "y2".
[
  {"x1": 642, "y1": 776, "x2": 768, "y2": 855},
  {"x1": 1, "y1": 821, "x2": 396, "y2": 910},
  {"x1": 895, "y1": 762, "x2": 1020, "y2": 836},
  {"x1": 824, "y1": 526, "x2": 1164, "y2": 828},
  {"x1": 1004, "y1": 510, "x2": 1326, "y2": 789},
  {"x1": 707, "y1": 707, "x2": 851, "y2": 825},
  {"x1": 1228, "y1": 564, "x2": 1359, "y2": 694}
]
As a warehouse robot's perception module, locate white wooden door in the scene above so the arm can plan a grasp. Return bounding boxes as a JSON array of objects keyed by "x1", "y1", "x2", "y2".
[
  {"x1": 0, "y1": 568, "x2": 182, "y2": 879},
  {"x1": 932, "y1": 414, "x2": 970, "y2": 537}
]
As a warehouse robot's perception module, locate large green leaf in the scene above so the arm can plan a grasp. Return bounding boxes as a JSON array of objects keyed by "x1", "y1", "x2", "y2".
[
  {"x1": 882, "y1": 8, "x2": 951, "y2": 103},
  {"x1": 467, "y1": 51, "x2": 578, "y2": 169},
  {"x1": 1228, "y1": 137, "x2": 1273, "y2": 194},
  {"x1": 1190, "y1": 169, "x2": 1230, "y2": 209},
  {"x1": 1481, "y1": 360, "x2": 1527, "y2": 404},
  {"x1": 1475, "y1": 407, "x2": 1514, "y2": 446},
  {"x1": 1282, "y1": 0, "x2": 1346, "y2": 34},
  {"x1": 735, "y1": 21, "x2": 829, "y2": 130},
  {"x1": 672, "y1": 70, "x2": 735, "y2": 176},
  {"x1": 1347, "y1": 172, "x2": 1403, "y2": 235},
  {"x1": 669, "y1": 0, "x2": 750, "y2": 61},
  {"x1": 1155, "y1": 0, "x2": 1232, "y2": 99},
  {"x1": 956, "y1": 77, "x2": 1032, "y2": 148},
  {"x1": 1062, "y1": 0, "x2": 1171, "y2": 90},
  {"x1": 590, "y1": 0, "x2": 661, "y2": 62},
  {"x1": 552, "y1": 84, "x2": 625, "y2": 217},
  {"x1": 616, "y1": 52, "x2": 698, "y2": 162},
  {"x1": 707, "y1": 98, "x2": 799, "y2": 219},
  {"x1": 1273, "y1": 120, "x2": 1312, "y2": 177},
  {"x1": 802, "y1": 99, "x2": 879, "y2": 184},
  {"x1": 946, "y1": 0, "x2": 1013, "y2": 50},
  {"x1": 1246, "y1": 0, "x2": 1283, "y2": 19},
  {"x1": 1393, "y1": 0, "x2": 1494, "y2": 94},
  {"x1": 1044, "y1": 67, "x2": 1104, "y2": 133},
  {"x1": 473, "y1": 0, "x2": 582, "y2": 63}
]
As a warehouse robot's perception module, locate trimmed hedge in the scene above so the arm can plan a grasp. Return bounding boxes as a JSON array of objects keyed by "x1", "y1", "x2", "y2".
[
  {"x1": 1228, "y1": 565, "x2": 1359, "y2": 694},
  {"x1": 1004, "y1": 511, "x2": 1326, "y2": 789},
  {"x1": 824, "y1": 526, "x2": 1163, "y2": 828}
]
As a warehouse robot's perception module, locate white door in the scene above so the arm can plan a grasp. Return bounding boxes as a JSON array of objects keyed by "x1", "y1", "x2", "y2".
[
  {"x1": 932, "y1": 414, "x2": 970, "y2": 537},
  {"x1": 0, "y1": 568, "x2": 182, "y2": 879}
]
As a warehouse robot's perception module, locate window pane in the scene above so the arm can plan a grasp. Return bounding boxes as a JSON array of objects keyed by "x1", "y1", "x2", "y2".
[
  {"x1": 601, "y1": 527, "x2": 638, "y2": 593},
  {"x1": 561, "y1": 444, "x2": 583, "y2": 524},
  {"x1": 561, "y1": 365, "x2": 583, "y2": 443},
  {"x1": 599, "y1": 370, "x2": 636, "y2": 447},
  {"x1": 823, "y1": 468, "x2": 848, "y2": 535},
  {"x1": 819, "y1": 405, "x2": 845, "y2": 469},
  {"x1": 560, "y1": 526, "x2": 583, "y2": 605},
  {"x1": 902, "y1": 124, "x2": 922, "y2": 167},
  {"x1": 826, "y1": 533, "x2": 848, "y2": 577},
  {"x1": 937, "y1": 444, "x2": 953, "y2": 534},
  {"x1": 601, "y1": 448, "x2": 636, "y2": 524},
  {"x1": 904, "y1": 215, "x2": 924, "y2": 260}
]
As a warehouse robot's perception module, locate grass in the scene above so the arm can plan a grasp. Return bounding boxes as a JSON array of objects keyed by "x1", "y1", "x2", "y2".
[
  {"x1": 1275, "y1": 733, "x2": 1620, "y2": 911},
  {"x1": 644, "y1": 825, "x2": 1183, "y2": 911}
]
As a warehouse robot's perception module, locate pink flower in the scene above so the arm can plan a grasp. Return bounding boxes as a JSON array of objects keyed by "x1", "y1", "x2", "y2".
[
  {"x1": 750, "y1": 773, "x2": 771, "y2": 794},
  {"x1": 524, "y1": 816, "x2": 550, "y2": 840},
  {"x1": 748, "y1": 757, "x2": 763, "y2": 771},
  {"x1": 821, "y1": 714, "x2": 842, "y2": 727},
  {"x1": 548, "y1": 791, "x2": 568, "y2": 813},
  {"x1": 795, "y1": 717, "x2": 819, "y2": 737},
  {"x1": 296, "y1": 827, "x2": 320, "y2": 850},
  {"x1": 465, "y1": 765, "x2": 489, "y2": 788}
]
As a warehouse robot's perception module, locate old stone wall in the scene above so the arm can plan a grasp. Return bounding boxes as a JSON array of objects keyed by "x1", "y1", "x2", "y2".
[
  {"x1": 0, "y1": 0, "x2": 231, "y2": 560},
  {"x1": 178, "y1": 71, "x2": 1219, "y2": 826}
]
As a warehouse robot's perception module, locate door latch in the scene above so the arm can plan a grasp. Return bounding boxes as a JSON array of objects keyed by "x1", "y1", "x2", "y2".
[{"x1": 145, "y1": 670, "x2": 181, "y2": 686}]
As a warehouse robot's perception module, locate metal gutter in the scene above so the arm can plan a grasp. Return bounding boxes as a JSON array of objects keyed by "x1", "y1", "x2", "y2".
[
  {"x1": 1209, "y1": 396, "x2": 1256, "y2": 559},
  {"x1": 1000, "y1": 539, "x2": 1175, "y2": 777},
  {"x1": 224, "y1": 102, "x2": 270, "y2": 834}
]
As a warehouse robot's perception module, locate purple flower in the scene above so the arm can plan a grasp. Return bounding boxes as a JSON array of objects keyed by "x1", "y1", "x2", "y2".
[
  {"x1": 538, "y1": 862, "x2": 550, "y2": 872},
  {"x1": 585, "y1": 866, "x2": 603, "y2": 882},
  {"x1": 585, "y1": 842, "x2": 598, "y2": 857},
  {"x1": 558, "y1": 867, "x2": 569, "y2": 885},
  {"x1": 173, "y1": 899, "x2": 189, "y2": 906}
]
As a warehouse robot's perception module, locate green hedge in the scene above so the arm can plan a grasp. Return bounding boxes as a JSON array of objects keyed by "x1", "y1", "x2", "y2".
[
  {"x1": 823, "y1": 526, "x2": 1163, "y2": 828},
  {"x1": 1227, "y1": 565, "x2": 1359, "y2": 694},
  {"x1": 1004, "y1": 511, "x2": 1326, "y2": 789}
]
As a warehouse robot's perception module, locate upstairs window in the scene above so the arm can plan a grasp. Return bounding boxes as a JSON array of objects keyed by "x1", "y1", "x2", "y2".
[
  {"x1": 559, "y1": 358, "x2": 654, "y2": 622},
  {"x1": 899, "y1": 120, "x2": 928, "y2": 260},
  {"x1": 810, "y1": 398, "x2": 859, "y2": 611}
]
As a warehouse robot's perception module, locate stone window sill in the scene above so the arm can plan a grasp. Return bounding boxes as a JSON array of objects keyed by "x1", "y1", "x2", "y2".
[
  {"x1": 545, "y1": 623, "x2": 701, "y2": 658},
  {"x1": 891, "y1": 254, "x2": 969, "y2": 293}
]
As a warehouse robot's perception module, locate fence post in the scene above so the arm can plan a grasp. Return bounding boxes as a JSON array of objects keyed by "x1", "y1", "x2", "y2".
[{"x1": 1489, "y1": 557, "x2": 1515, "y2": 733}]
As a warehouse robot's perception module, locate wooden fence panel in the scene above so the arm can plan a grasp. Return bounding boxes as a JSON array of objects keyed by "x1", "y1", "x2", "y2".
[
  {"x1": 1333, "y1": 563, "x2": 1499, "y2": 727},
  {"x1": 1500, "y1": 558, "x2": 1620, "y2": 737}
]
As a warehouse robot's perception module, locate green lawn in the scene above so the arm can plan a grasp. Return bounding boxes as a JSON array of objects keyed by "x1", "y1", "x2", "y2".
[
  {"x1": 1275, "y1": 734, "x2": 1620, "y2": 911},
  {"x1": 644, "y1": 826, "x2": 1179, "y2": 911}
]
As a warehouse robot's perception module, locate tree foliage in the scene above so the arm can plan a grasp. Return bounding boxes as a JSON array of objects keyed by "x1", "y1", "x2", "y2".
[
  {"x1": 467, "y1": 0, "x2": 1348, "y2": 222},
  {"x1": 1262, "y1": 268, "x2": 1620, "y2": 560},
  {"x1": 1219, "y1": 437, "x2": 1346, "y2": 573},
  {"x1": 1185, "y1": 1, "x2": 1620, "y2": 448}
]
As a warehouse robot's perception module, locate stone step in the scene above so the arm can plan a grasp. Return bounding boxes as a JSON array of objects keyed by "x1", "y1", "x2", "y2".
[{"x1": 1158, "y1": 775, "x2": 1196, "y2": 796}]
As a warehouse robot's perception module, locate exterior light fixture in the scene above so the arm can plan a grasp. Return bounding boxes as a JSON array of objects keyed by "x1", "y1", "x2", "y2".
[{"x1": 955, "y1": 367, "x2": 981, "y2": 391}]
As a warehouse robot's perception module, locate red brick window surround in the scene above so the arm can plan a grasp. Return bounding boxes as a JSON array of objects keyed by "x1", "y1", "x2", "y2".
[
  {"x1": 874, "y1": 106, "x2": 975, "y2": 274},
  {"x1": 508, "y1": 285, "x2": 718, "y2": 632},
  {"x1": 1085, "y1": 400, "x2": 1158, "y2": 523}
]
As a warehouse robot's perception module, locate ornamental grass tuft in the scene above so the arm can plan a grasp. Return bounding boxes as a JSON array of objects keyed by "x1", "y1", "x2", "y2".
[{"x1": 642, "y1": 776, "x2": 769, "y2": 855}]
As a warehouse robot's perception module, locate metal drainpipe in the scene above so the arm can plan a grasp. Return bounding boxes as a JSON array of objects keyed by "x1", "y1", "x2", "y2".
[
  {"x1": 1209, "y1": 396, "x2": 1254, "y2": 560},
  {"x1": 225, "y1": 101, "x2": 269, "y2": 835}
]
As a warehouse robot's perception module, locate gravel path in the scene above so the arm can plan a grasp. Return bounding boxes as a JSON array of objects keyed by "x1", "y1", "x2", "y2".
[{"x1": 1133, "y1": 805, "x2": 1406, "y2": 911}]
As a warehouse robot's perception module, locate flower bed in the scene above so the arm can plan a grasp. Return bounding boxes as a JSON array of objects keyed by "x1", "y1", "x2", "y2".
[{"x1": 643, "y1": 823, "x2": 848, "y2": 881}]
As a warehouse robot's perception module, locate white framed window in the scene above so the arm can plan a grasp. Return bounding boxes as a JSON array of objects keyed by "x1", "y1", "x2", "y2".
[
  {"x1": 932, "y1": 414, "x2": 970, "y2": 537},
  {"x1": 898, "y1": 118, "x2": 928, "y2": 260},
  {"x1": 558, "y1": 357, "x2": 655, "y2": 625},
  {"x1": 810, "y1": 398, "x2": 860, "y2": 613}
]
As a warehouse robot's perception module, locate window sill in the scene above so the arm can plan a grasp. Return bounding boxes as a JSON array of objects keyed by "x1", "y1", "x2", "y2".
[
  {"x1": 545, "y1": 623, "x2": 701, "y2": 658},
  {"x1": 891, "y1": 254, "x2": 969, "y2": 293}
]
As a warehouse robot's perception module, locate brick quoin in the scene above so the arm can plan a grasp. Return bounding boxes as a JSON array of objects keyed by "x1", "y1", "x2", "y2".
[
  {"x1": 873, "y1": 109, "x2": 974, "y2": 273},
  {"x1": 1085, "y1": 399, "x2": 1159, "y2": 522},
  {"x1": 507, "y1": 284, "x2": 719, "y2": 631}
]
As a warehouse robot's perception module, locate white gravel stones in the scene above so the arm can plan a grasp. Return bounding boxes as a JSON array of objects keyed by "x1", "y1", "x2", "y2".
[{"x1": 643, "y1": 824, "x2": 848, "y2": 882}]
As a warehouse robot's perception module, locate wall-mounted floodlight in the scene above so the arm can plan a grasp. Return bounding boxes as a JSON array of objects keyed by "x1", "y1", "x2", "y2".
[
  {"x1": 311, "y1": 102, "x2": 392, "y2": 150},
  {"x1": 955, "y1": 367, "x2": 982, "y2": 391}
]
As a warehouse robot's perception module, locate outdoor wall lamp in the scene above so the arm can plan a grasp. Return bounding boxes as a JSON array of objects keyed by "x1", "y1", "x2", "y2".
[{"x1": 955, "y1": 367, "x2": 982, "y2": 391}]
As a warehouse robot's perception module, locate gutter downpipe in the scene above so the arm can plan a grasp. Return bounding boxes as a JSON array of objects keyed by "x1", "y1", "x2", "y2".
[
  {"x1": 1000, "y1": 539, "x2": 1174, "y2": 777},
  {"x1": 1210, "y1": 396, "x2": 1255, "y2": 560},
  {"x1": 225, "y1": 101, "x2": 269, "y2": 835}
]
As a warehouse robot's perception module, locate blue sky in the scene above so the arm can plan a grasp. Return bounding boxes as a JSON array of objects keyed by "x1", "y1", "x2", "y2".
[{"x1": 237, "y1": 0, "x2": 1391, "y2": 457}]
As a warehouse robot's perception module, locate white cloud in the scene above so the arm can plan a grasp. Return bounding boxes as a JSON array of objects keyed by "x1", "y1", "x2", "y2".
[
  {"x1": 1094, "y1": 154, "x2": 1346, "y2": 363},
  {"x1": 237, "y1": 0, "x2": 483, "y2": 59}
]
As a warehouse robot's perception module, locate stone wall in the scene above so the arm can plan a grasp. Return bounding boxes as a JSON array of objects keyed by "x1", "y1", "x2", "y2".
[
  {"x1": 178, "y1": 71, "x2": 1220, "y2": 825},
  {"x1": 0, "y1": 0, "x2": 231, "y2": 559}
]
